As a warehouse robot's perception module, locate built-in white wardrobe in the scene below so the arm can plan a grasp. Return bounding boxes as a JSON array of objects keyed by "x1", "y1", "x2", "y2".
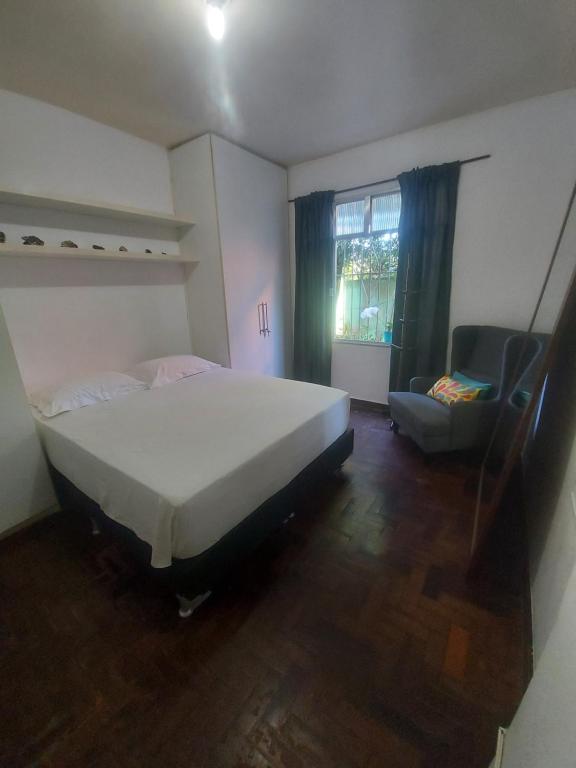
[{"x1": 170, "y1": 135, "x2": 290, "y2": 377}]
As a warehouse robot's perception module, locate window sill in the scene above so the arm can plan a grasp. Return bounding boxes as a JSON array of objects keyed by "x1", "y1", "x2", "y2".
[{"x1": 333, "y1": 339, "x2": 391, "y2": 348}]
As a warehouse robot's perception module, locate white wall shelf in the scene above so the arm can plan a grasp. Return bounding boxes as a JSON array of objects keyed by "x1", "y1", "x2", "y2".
[
  {"x1": 0, "y1": 243, "x2": 198, "y2": 263},
  {"x1": 0, "y1": 187, "x2": 194, "y2": 231}
]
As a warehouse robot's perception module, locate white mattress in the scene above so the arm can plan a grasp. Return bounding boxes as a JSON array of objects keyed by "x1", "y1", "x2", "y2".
[{"x1": 34, "y1": 368, "x2": 349, "y2": 567}]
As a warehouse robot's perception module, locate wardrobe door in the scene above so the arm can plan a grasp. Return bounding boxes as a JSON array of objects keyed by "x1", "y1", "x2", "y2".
[
  {"x1": 0, "y1": 306, "x2": 55, "y2": 534},
  {"x1": 170, "y1": 134, "x2": 231, "y2": 367},
  {"x1": 212, "y1": 136, "x2": 289, "y2": 377}
]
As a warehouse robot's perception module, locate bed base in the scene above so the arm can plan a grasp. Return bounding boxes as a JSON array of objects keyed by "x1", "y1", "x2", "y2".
[{"x1": 50, "y1": 428, "x2": 354, "y2": 617}]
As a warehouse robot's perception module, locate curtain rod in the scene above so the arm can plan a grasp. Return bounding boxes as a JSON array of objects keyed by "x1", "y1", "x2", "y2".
[{"x1": 288, "y1": 153, "x2": 491, "y2": 203}]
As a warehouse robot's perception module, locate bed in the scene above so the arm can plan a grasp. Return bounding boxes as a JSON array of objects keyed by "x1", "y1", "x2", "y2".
[{"x1": 34, "y1": 368, "x2": 353, "y2": 615}]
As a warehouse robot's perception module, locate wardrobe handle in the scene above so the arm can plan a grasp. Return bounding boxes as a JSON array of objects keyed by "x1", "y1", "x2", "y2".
[{"x1": 258, "y1": 302, "x2": 271, "y2": 336}]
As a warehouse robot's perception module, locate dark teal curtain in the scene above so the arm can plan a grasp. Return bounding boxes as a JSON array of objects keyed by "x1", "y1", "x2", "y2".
[
  {"x1": 389, "y1": 162, "x2": 460, "y2": 391},
  {"x1": 293, "y1": 191, "x2": 335, "y2": 385}
]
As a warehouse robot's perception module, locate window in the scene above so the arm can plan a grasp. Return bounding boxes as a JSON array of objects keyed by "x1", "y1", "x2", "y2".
[{"x1": 335, "y1": 190, "x2": 400, "y2": 344}]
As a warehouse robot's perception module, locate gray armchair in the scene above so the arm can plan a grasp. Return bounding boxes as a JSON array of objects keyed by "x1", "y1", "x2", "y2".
[{"x1": 388, "y1": 326, "x2": 538, "y2": 453}]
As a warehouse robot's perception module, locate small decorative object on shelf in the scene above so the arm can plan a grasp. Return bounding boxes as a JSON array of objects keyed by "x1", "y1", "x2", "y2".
[
  {"x1": 61, "y1": 240, "x2": 78, "y2": 248},
  {"x1": 0, "y1": 231, "x2": 5, "y2": 243},
  {"x1": 22, "y1": 235, "x2": 45, "y2": 245},
  {"x1": 92, "y1": 244, "x2": 105, "y2": 250},
  {"x1": 145, "y1": 249, "x2": 152, "y2": 253},
  {"x1": 119, "y1": 246, "x2": 128, "y2": 252}
]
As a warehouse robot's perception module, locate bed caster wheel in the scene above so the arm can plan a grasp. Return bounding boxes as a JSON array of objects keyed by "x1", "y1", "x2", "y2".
[
  {"x1": 177, "y1": 591, "x2": 212, "y2": 619},
  {"x1": 390, "y1": 420, "x2": 399, "y2": 434}
]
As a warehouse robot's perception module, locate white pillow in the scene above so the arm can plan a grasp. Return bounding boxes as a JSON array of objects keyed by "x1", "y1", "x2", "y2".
[
  {"x1": 126, "y1": 355, "x2": 220, "y2": 388},
  {"x1": 30, "y1": 372, "x2": 148, "y2": 418}
]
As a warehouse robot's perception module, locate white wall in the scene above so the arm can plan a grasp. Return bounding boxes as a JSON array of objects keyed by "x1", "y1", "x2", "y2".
[
  {"x1": 0, "y1": 260, "x2": 190, "y2": 392},
  {"x1": 288, "y1": 89, "x2": 576, "y2": 402},
  {"x1": 332, "y1": 343, "x2": 390, "y2": 404},
  {"x1": 211, "y1": 136, "x2": 289, "y2": 377},
  {"x1": 0, "y1": 89, "x2": 173, "y2": 211},
  {"x1": 0, "y1": 305, "x2": 55, "y2": 533},
  {"x1": 0, "y1": 90, "x2": 191, "y2": 391}
]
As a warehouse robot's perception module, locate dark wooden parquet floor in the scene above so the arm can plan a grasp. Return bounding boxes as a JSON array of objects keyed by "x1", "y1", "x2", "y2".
[{"x1": 0, "y1": 407, "x2": 530, "y2": 768}]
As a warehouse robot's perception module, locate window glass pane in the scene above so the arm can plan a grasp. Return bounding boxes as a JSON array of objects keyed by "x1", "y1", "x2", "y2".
[
  {"x1": 371, "y1": 192, "x2": 401, "y2": 232},
  {"x1": 335, "y1": 233, "x2": 399, "y2": 343},
  {"x1": 335, "y1": 199, "x2": 365, "y2": 236}
]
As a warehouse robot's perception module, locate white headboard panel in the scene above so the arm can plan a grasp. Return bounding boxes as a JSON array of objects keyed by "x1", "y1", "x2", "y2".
[{"x1": 0, "y1": 258, "x2": 192, "y2": 393}]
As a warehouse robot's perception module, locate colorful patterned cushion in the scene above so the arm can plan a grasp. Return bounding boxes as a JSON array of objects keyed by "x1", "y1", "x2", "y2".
[
  {"x1": 452, "y1": 371, "x2": 493, "y2": 400},
  {"x1": 427, "y1": 375, "x2": 482, "y2": 406}
]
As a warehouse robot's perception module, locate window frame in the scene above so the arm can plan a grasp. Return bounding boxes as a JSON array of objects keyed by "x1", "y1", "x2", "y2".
[
  {"x1": 334, "y1": 187, "x2": 401, "y2": 347},
  {"x1": 334, "y1": 189, "x2": 401, "y2": 240}
]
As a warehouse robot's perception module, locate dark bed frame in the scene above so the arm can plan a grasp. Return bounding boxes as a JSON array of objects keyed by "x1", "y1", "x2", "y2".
[{"x1": 50, "y1": 428, "x2": 354, "y2": 617}]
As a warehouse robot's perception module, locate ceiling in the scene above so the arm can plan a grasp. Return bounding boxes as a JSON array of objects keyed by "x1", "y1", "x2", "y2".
[{"x1": 0, "y1": 0, "x2": 574, "y2": 166}]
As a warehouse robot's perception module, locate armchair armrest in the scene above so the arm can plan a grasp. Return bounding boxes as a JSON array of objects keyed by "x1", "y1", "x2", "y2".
[
  {"x1": 449, "y1": 399, "x2": 500, "y2": 448},
  {"x1": 409, "y1": 376, "x2": 438, "y2": 394}
]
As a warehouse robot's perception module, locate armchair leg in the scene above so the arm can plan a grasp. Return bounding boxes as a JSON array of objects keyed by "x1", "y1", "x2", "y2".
[{"x1": 390, "y1": 420, "x2": 399, "y2": 434}]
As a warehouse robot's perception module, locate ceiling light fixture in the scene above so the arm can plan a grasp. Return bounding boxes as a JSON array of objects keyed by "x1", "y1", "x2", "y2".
[{"x1": 206, "y1": 0, "x2": 226, "y2": 41}]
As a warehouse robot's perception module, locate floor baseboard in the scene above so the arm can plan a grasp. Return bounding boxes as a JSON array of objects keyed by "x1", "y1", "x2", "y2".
[
  {"x1": 350, "y1": 398, "x2": 389, "y2": 415},
  {"x1": 0, "y1": 505, "x2": 60, "y2": 543}
]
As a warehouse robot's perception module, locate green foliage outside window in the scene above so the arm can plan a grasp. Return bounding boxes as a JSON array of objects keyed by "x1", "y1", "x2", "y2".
[{"x1": 335, "y1": 234, "x2": 399, "y2": 343}]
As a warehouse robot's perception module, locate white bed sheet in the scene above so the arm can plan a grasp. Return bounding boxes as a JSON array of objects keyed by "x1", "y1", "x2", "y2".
[{"x1": 34, "y1": 369, "x2": 349, "y2": 567}]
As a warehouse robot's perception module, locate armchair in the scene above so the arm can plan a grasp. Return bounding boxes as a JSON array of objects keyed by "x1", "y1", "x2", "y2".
[{"x1": 388, "y1": 326, "x2": 538, "y2": 453}]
